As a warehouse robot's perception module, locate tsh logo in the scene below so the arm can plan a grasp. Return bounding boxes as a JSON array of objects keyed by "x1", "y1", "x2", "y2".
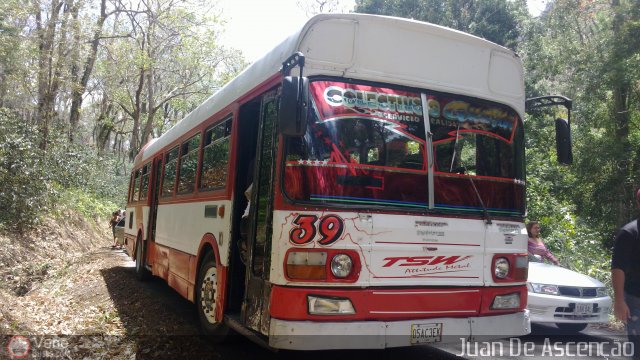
[{"x1": 382, "y1": 255, "x2": 471, "y2": 267}]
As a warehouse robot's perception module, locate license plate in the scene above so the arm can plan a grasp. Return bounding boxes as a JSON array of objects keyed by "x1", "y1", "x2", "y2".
[
  {"x1": 575, "y1": 303, "x2": 592, "y2": 315},
  {"x1": 410, "y1": 323, "x2": 442, "y2": 344}
]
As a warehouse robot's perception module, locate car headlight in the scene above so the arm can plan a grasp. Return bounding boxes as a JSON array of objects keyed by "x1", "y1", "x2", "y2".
[
  {"x1": 330, "y1": 254, "x2": 353, "y2": 278},
  {"x1": 596, "y1": 287, "x2": 608, "y2": 297},
  {"x1": 528, "y1": 282, "x2": 559, "y2": 295}
]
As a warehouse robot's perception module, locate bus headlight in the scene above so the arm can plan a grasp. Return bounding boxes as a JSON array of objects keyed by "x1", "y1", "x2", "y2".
[
  {"x1": 494, "y1": 257, "x2": 510, "y2": 279},
  {"x1": 308, "y1": 295, "x2": 355, "y2": 315},
  {"x1": 491, "y1": 293, "x2": 520, "y2": 309},
  {"x1": 330, "y1": 254, "x2": 353, "y2": 278}
]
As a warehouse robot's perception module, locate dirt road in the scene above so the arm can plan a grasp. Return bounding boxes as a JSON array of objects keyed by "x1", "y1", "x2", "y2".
[{"x1": 0, "y1": 245, "x2": 274, "y2": 359}]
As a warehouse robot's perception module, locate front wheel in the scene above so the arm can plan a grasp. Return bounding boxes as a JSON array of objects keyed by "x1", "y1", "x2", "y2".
[
  {"x1": 135, "y1": 236, "x2": 151, "y2": 280},
  {"x1": 556, "y1": 323, "x2": 588, "y2": 332},
  {"x1": 197, "y1": 252, "x2": 229, "y2": 340}
]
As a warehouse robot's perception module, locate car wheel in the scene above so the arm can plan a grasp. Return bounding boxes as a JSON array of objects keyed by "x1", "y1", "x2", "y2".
[
  {"x1": 135, "y1": 236, "x2": 151, "y2": 280},
  {"x1": 556, "y1": 323, "x2": 588, "y2": 332},
  {"x1": 197, "y1": 252, "x2": 229, "y2": 340}
]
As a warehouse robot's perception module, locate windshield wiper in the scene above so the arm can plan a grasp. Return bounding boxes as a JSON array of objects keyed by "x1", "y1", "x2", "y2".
[
  {"x1": 449, "y1": 123, "x2": 461, "y2": 172},
  {"x1": 464, "y1": 169, "x2": 492, "y2": 225}
]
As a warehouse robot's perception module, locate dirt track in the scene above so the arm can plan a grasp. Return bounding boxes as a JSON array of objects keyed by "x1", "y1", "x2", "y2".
[{"x1": 0, "y1": 245, "x2": 279, "y2": 359}]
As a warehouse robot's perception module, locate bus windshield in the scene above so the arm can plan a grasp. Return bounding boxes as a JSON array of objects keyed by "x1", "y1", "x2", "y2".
[{"x1": 283, "y1": 80, "x2": 525, "y2": 216}]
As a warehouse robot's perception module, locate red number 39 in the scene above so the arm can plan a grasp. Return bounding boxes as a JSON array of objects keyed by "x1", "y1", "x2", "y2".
[{"x1": 289, "y1": 214, "x2": 344, "y2": 246}]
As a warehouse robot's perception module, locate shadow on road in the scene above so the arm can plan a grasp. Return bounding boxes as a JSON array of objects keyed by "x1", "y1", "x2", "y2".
[{"x1": 100, "y1": 262, "x2": 275, "y2": 359}]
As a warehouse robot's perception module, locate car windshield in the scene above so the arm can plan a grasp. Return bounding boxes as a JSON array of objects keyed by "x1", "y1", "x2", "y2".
[{"x1": 283, "y1": 80, "x2": 525, "y2": 216}]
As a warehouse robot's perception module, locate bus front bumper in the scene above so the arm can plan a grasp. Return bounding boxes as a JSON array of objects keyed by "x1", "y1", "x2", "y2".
[{"x1": 268, "y1": 310, "x2": 530, "y2": 350}]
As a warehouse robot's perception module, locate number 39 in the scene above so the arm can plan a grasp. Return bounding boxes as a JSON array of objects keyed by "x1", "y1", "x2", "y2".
[{"x1": 289, "y1": 214, "x2": 344, "y2": 246}]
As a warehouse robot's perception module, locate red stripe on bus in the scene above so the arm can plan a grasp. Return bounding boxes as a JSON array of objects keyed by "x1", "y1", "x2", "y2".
[
  {"x1": 374, "y1": 241, "x2": 481, "y2": 246},
  {"x1": 269, "y1": 285, "x2": 525, "y2": 321}
]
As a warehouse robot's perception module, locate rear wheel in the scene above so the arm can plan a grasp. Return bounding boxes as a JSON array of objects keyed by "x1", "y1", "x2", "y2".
[
  {"x1": 556, "y1": 323, "x2": 588, "y2": 332},
  {"x1": 197, "y1": 252, "x2": 229, "y2": 340},
  {"x1": 135, "y1": 236, "x2": 151, "y2": 280}
]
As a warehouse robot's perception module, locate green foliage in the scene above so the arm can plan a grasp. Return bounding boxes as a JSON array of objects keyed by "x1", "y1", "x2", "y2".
[
  {"x1": 55, "y1": 187, "x2": 120, "y2": 221},
  {"x1": 0, "y1": 110, "x2": 52, "y2": 231},
  {"x1": 0, "y1": 109, "x2": 128, "y2": 232},
  {"x1": 521, "y1": 0, "x2": 640, "y2": 290},
  {"x1": 355, "y1": 0, "x2": 528, "y2": 49},
  {"x1": 522, "y1": 0, "x2": 640, "y2": 254},
  {"x1": 44, "y1": 139, "x2": 129, "y2": 201}
]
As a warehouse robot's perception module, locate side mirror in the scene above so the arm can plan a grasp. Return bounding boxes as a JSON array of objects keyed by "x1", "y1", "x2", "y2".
[
  {"x1": 555, "y1": 118, "x2": 573, "y2": 165},
  {"x1": 279, "y1": 76, "x2": 309, "y2": 137}
]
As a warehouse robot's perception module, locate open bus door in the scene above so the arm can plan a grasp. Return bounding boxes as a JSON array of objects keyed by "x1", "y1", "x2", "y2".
[
  {"x1": 241, "y1": 90, "x2": 279, "y2": 335},
  {"x1": 146, "y1": 156, "x2": 163, "y2": 264}
]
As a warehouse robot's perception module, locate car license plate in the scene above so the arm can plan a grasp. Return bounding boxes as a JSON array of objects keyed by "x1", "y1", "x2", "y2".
[
  {"x1": 575, "y1": 303, "x2": 592, "y2": 315},
  {"x1": 410, "y1": 323, "x2": 442, "y2": 344}
]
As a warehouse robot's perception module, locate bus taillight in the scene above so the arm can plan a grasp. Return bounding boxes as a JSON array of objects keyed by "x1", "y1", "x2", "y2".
[{"x1": 286, "y1": 251, "x2": 327, "y2": 280}]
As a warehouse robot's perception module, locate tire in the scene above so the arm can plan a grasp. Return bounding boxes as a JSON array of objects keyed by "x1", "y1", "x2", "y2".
[
  {"x1": 196, "y1": 251, "x2": 229, "y2": 340},
  {"x1": 556, "y1": 323, "x2": 588, "y2": 332},
  {"x1": 135, "y1": 236, "x2": 151, "y2": 281}
]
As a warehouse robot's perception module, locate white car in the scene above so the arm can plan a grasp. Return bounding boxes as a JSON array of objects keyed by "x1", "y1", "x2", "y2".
[{"x1": 527, "y1": 260, "x2": 611, "y2": 332}]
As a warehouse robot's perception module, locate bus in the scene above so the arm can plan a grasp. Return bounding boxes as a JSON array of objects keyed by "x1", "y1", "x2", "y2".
[{"x1": 123, "y1": 13, "x2": 570, "y2": 350}]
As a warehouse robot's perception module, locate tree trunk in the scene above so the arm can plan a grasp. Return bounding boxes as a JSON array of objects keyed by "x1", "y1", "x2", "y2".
[
  {"x1": 610, "y1": 0, "x2": 633, "y2": 225},
  {"x1": 69, "y1": 0, "x2": 108, "y2": 143},
  {"x1": 35, "y1": 0, "x2": 64, "y2": 150},
  {"x1": 128, "y1": 65, "x2": 146, "y2": 161}
]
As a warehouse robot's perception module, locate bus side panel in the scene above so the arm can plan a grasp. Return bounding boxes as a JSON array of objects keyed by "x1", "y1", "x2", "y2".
[
  {"x1": 154, "y1": 200, "x2": 232, "y2": 264},
  {"x1": 168, "y1": 254, "x2": 191, "y2": 301},
  {"x1": 152, "y1": 242, "x2": 170, "y2": 280}
]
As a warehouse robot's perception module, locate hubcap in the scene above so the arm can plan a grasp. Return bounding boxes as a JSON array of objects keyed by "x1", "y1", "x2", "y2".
[{"x1": 200, "y1": 267, "x2": 217, "y2": 324}]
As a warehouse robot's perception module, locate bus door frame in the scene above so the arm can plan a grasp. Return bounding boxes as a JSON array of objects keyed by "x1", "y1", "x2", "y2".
[
  {"x1": 145, "y1": 155, "x2": 163, "y2": 267},
  {"x1": 242, "y1": 88, "x2": 279, "y2": 335}
]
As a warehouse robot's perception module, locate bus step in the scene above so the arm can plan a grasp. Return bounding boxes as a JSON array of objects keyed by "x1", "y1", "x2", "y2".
[{"x1": 224, "y1": 314, "x2": 273, "y2": 351}]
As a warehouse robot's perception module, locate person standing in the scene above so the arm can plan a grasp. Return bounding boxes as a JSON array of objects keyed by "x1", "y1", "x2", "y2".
[
  {"x1": 109, "y1": 210, "x2": 120, "y2": 248},
  {"x1": 611, "y1": 189, "x2": 640, "y2": 359},
  {"x1": 526, "y1": 221, "x2": 560, "y2": 265}
]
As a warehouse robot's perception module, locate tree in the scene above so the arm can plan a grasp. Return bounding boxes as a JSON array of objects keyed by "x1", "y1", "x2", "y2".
[
  {"x1": 354, "y1": 0, "x2": 528, "y2": 49},
  {"x1": 296, "y1": 0, "x2": 354, "y2": 16},
  {"x1": 68, "y1": 0, "x2": 115, "y2": 143},
  {"x1": 521, "y1": 0, "x2": 640, "y2": 252},
  {"x1": 98, "y1": 0, "x2": 246, "y2": 160}
]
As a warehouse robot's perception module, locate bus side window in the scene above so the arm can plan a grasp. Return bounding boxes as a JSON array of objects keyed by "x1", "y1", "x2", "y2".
[
  {"x1": 139, "y1": 163, "x2": 150, "y2": 201},
  {"x1": 199, "y1": 118, "x2": 232, "y2": 191},
  {"x1": 127, "y1": 172, "x2": 135, "y2": 202},
  {"x1": 161, "y1": 146, "x2": 179, "y2": 197},
  {"x1": 177, "y1": 134, "x2": 201, "y2": 195},
  {"x1": 132, "y1": 168, "x2": 141, "y2": 201}
]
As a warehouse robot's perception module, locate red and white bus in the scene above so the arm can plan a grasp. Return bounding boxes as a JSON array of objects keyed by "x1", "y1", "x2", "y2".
[{"x1": 124, "y1": 13, "x2": 559, "y2": 350}]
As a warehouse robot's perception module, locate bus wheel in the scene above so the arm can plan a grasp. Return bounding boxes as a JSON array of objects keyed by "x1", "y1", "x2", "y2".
[
  {"x1": 135, "y1": 236, "x2": 151, "y2": 281},
  {"x1": 197, "y1": 252, "x2": 229, "y2": 339}
]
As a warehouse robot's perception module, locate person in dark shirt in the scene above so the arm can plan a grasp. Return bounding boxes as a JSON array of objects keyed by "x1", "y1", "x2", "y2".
[{"x1": 611, "y1": 188, "x2": 640, "y2": 359}]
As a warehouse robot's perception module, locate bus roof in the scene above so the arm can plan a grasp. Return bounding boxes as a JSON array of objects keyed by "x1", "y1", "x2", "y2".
[{"x1": 138, "y1": 13, "x2": 523, "y2": 165}]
